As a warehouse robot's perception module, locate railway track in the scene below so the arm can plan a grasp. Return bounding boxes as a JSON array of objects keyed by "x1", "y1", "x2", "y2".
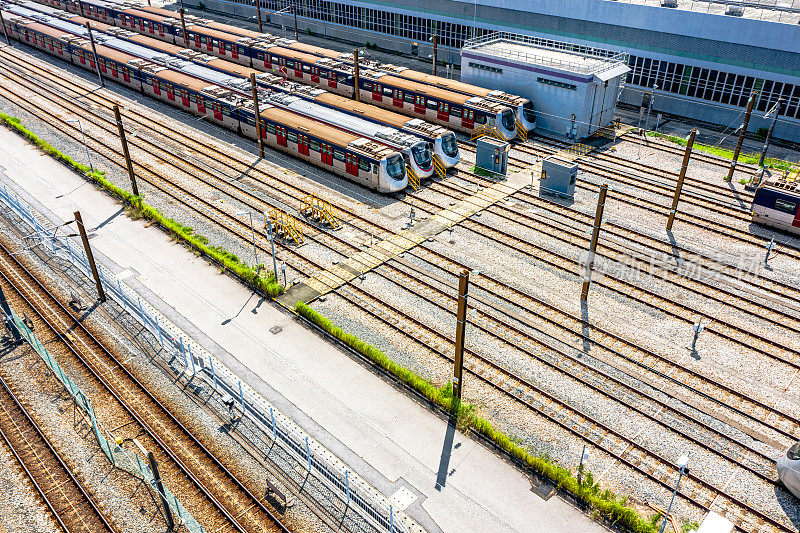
[
  {"x1": 0, "y1": 369, "x2": 117, "y2": 533},
  {"x1": 0, "y1": 233, "x2": 291, "y2": 532},
  {"x1": 2, "y1": 46, "x2": 799, "y2": 532}
]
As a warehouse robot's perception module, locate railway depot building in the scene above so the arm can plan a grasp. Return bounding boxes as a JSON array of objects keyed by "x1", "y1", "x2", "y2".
[{"x1": 193, "y1": 0, "x2": 800, "y2": 141}]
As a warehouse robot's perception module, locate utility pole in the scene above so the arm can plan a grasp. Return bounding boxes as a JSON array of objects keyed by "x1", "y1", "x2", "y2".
[
  {"x1": 353, "y1": 49, "x2": 360, "y2": 102},
  {"x1": 179, "y1": 8, "x2": 189, "y2": 48},
  {"x1": 264, "y1": 214, "x2": 278, "y2": 281},
  {"x1": 756, "y1": 99, "x2": 782, "y2": 187},
  {"x1": 74, "y1": 211, "x2": 106, "y2": 303},
  {"x1": 113, "y1": 105, "x2": 139, "y2": 196},
  {"x1": 644, "y1": 84, "x2": 658, "y2": 133},
  {"x1": 85, "y1": 22, "x2": 105, "y2": 88},
  {"x1": 293, "y1": 0, "x2": 298, "y2": 41},
  {"x1": 254, "y1": 0, "x2": 262, "y2": 33},
  {"x1": 452, "y1": 269, "x2": 469, "y2": 400},
  {"x1": 666, "y1": 129, "x2": 697, "y2": 232},
  {"x1": 725, "y1": 91, "x2": 756, "y2": 182},
  {"x1": 147, "y1": 452, "x2": 175, "y2": 531},
  {"x1": 0, "y1": 10, "x2": 11, "y2": 46},
  {"x1": 250, "y1": 73, "x2": 265, "y2": 157},
  {"x1": 0, "y1": 285, "x2": 21, "y2": 343},
  {"x1": 431, "y1": 34, "x2": 438, "y2": 76},
  {"x1": 580, "y1": 184, "x2": 608, "y2": 301}
]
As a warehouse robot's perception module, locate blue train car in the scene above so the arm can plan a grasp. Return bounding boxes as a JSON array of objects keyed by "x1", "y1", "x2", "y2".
[{"x1": 751, "y1": 179, "x2": 800, "y2": 235}]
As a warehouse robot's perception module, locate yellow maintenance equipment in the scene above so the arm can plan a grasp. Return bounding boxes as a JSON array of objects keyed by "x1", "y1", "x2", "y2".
[
  {"x1": 470, "y1": 123, "x2": 506, "y2": 142},
  {"x1": 266, "y1": 208, "x2": 304, "y2": 245},
  {"x1": 299, "y1": 194, "x2": 341, "y2": 229},
  {"x1": 405, "y1": 163, "x2": 420, "y2": 190},
  {"x1": 515, "y1": 119, "x2": 528, "y2": 142},
  {"x1": 432, "y1": 154, "x2": 447, "y2": 180}
]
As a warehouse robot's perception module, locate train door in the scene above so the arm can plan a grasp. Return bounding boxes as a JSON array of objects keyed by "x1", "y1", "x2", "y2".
[
  {"x1": 276, "y1": 126, "x2": 287, "y2": 147},
  {"x1": 213, "y1": 102, "x2": 222, "y2": 120},
  {"x1": 99, "y1": 58, "x2": 106, "y2": 73},
  {"x1": 194, "y1": 33, "x2": 200, "y2": 48},
  {"x1": 438, "y1": 102, "x2": 449, "y2": 122},
  {"x1": 259, "y1": 119, "x2": 266, "y2": 140},
  {"x1": 48, "y1": 38, "x2": 54, "y2": 52},
  {"x1": 794, "y1": 204, "x2": 800, "y2": 228},
  {"x1": 462, "y1": 109, "x2": 474, "y2": 129},
  {"x1": 138, "y1": 18, "x2": 144, "y2": 32},
  {"x1": 88, "y1": 53, "x2": 95, "y2": 70},
  {"x1": 311, "y1": 67, "x2": 319, "y2": 83},
  {"x1": 231, "y1": 45, "x2": 238, "y2": 59},
  {"x1": 294, "y1": 63, "x2": 303, "y2": 79},
  {"x1": 327, "y1": 72, "x2": 336, "y2": 89},
  {"x1": 372, "y1": 84, "x2": 382, "y2": 102},
  {"x1": 298, "y1": 135, "x2": 309, "y2": 156},
  {"x1": 346, "y1": 154, "x2": 360, "y2": 176},
  {"x1": 320, "y1": 144, "x2": 333, "y2": 165},
  {"x1": 197, "y1": 96, "x2": 205, "y2": 114},
  {"x1": 79, "y1": 51, "x2": 86, "y2": 65},
  {"x1": 122, "y1": 67, "x2": 129, "y2": 83},
  {"x1": 159, "y1": 24, "x2": 165, "y2": 38},
  {"x1": 263, "y1": 54, "x2": 271, "y2": 69},
  {"x1": 218, "y1": 40, "x2": 226, "y2": 56},
  {"x1": 206, "y1": 37, "x2": 213, "y2": 52},
  {"x1": 167, "y1": 84, "x2": 175, "y2": 101},
  {"x1": 393, "y1": 90, "x2": 403, "y2": 108},
  {"x1": 278, "y1": 58, "x2": 287, "y2": 76},
  {"x1": 148, "y1": 21, "x2": 154, "y2": 34},
  {"x1": 153, "y1": 78, "x2": 161, "y2": 95},
  {"x1": 110, "y1": 62, "x2": 117, "y2": 78},
  {"x1": 181, "y1": 89, "x2": 189, "y2": 107},
  {"x1": 414, "y1": 95, "x2": 426, "y2": 115}
]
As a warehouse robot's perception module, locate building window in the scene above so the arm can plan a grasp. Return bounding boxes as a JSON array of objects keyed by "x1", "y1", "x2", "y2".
[
  {"x1": 468, "y1": 62, "x2": 502, "y2": 74},
  {"x1": 537, "y1": 77, "x2": 577, "y2": 91}
]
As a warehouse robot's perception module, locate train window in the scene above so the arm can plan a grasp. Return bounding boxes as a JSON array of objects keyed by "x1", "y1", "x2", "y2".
[
  {"x1": 266, "y1": 123, "x2": 276, "y2": 134},
  {"x1": 775, "y1": 199, "x2": 797, "y2": 214},
  {"x1": 334, "y1": 150, "x2": 346, "y2": 161},
  {"x1": 475, "y1": 114, "x2": 486, "y2": 124},
  {"x1": 383, "y1": 87, "x2": 393, "y2": 96},
  {"x1": 303, "y1": 64, "x2": 310, "y2": 72},
  {"x1": 309, "y1": 139, "x2": 320, "y2": 151},
  {"x1": 450, "y1": 106, "x2": 462, "y2": 117},
  {"x1": 287, "y1": 131, "x2": 298, "y2": 143},
  {"x1": 788, "y1": 443, "x2": 800, "y2": 460},
  {"x1": 373, "y1": 164, "x2": 379, "y2": 174},
  {"x1": 359, "y1": 159, "x2": 370, "y2": 171},
  {"x1": 363, "y1": 82, "x2": 372, "y2": 91},
  {"x1": 426, "y1": 100, "x2": 438, "y2": 110}
]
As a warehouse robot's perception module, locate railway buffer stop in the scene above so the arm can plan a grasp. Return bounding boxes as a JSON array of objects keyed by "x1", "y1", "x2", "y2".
[{"x1": 461, "y1": 32, "x2": 630, "y2": 140}]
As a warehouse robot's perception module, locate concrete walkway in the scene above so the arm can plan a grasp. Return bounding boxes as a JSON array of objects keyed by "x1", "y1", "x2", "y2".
[{"x1": 0, "y1": 126, "x2": 609, "y2": 533}]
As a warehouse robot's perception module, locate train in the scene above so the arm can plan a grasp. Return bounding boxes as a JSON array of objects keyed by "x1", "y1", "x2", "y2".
[
  {"x1": 28, "y1": 0, "x2": 521, "y2": 139},
  {"x1": 13, "y1": 0, "x2": 460, "y2": 172},
  {"x1": 777, "y1": 441, "x2": 800, "y2": 499},
  {"x1": 751, "y1": 177, "x2": 800, "y2": 236},
  {"x1": 138, "y1": 3, "x2": 537, "y2": 135},
  {"x1": 1, "y1": 7, "x2": 409, "y2": 192}
]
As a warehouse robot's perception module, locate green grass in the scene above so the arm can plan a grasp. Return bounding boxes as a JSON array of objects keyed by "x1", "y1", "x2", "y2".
[
  {"x1": 295, "y1": 300, "x2": 660, "y2": 533},
  {"x1": 0, "y1": 113, "x2": 284, "y2": 297},
  {"x1": 649, "y1": 131, "x2": 794, "y2": 171}
]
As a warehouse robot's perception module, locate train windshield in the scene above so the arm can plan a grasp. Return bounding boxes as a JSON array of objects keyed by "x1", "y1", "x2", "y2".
[
  {"x1": 385, "y1": 154, "x2": 405, "y2": 181},
  {"x1": 441, "y1": 134, "x2": 458, "y2": 158},
  {"x1": 501, "y1": 109, "x2": 515, "y2": 131},
  {"x1": 522, "y1": 101, "x2": 535, "y2": 122},
  {"x1": 411, "y1": 143, "x2": 432, "y2": 168},
  {"x1": 789, "y1": 443, "x2": 800, "y2": 460}
]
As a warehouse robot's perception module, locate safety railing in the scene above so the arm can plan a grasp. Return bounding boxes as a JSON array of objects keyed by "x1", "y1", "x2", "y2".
[
  {"x1": 470, "y1": 123, "x2": 506, "y2": 142},
  {"x1": 0, "y1": 182, "x2": 413, "y2": 533},
  {"x1": 266, "y1": 207, "x2": 304, "y2": 245},
  {"x1": 432, "y1": 155, "x2": 447, "y2": 180},
  {"x1": 515, "y1": 119, "x2": 528, "y2": 142},
  {"x1": 299, "y1": 194, "x2": 341, "y2": 229},
  {"x1": 405, "y1": 163, "x2": 420, "y2": 190}
]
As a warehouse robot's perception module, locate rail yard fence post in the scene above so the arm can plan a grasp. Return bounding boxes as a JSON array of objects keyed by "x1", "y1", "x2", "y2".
[
  {"x1": 74, "y1": 211, "x2": 106, "y2": 302},
  {"x1": 725, "y1": 91, "x2": 756, "y2": 182},
  {"x1": 453, "y1": 269, "x2": 469, "y2": 400},
  {"x1": 112, "y1": 105, "x2": 139, "y2": 196},
  {"x1": 147, "y1": 451, "x2": 176, "y2": 530},
  {"x1": 580, "y1": 184, "x2": 608, "y2": 301},
  {"x1": 666, "y1": 129, "x2": 697, "y2": 232}
]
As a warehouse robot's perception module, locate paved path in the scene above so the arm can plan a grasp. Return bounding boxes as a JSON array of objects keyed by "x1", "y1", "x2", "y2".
[{"x1": 0, "y1": 125, "x2": 610, "y2": 533}]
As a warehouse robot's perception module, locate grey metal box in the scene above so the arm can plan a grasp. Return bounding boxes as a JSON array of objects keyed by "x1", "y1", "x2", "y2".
[
  {"x1": 475, "y1": 137, "x2": 509, "y2": 176},
  {"x1": 541, "y1": 156, "x2": 579, "y2": 197}
]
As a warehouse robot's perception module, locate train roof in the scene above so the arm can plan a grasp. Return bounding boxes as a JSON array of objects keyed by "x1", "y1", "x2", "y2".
[
  {"x1": 760, "y1": 177, "x2": 800, "y2": 195},
  {"x1": 287, "y1": 41, "x2": 340, "y2": 60},
  {"x1": 200, "y1": 20, "x2": 262, "y2": 39}
]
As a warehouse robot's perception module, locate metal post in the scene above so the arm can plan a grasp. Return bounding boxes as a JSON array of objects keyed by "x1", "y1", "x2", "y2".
[
  {"x1": 74, "y1": 211, "x2": 106, "y2": 302},
  {"x1": 154, "y1": 314, "x2": 163, "y2": 346},
  {"x1": 644, "y1": 85, "x2": 657, "y2": 132},
  {"x1": 147, "y1": 451, "x2": 175, "y2": 531},
  {"x1": 270, "y1": 406, "x2": 276, "y2": 440},
  {"x1": 353, "y1": 49, "x2": 360, "y2": 102},
  {"x1": 85, "y1": 22, "x2": 105, "y2": 88},
  {"x1": 726, "y1": 91, "x2": 756, "y2": 182},
  {"x1": 209, "y1": 356, "x2": 217, "y2": 390},
  {"x1": 179, "y1": 8, "x2": 189, "y2": 48},
  {"x1": 0, "y1": 285, "x2": 20, "y2": 343},
  {"x1": 666, "y1": 129, "x2": 697, "y2": 232},
  {"x1": 305, "y1": 437, "x2": 311, "y2": 473},
  {"x1": 254, "y1": 0, "x2": 263, "y2": 33},
  {"x1": 452, "y1": 269, "x2": 469, "y2": 400},
  {"x1": 113, "y1": 105, "x2": 139, "y2": 196},
  {"x1": 580, "y1": 184, "x2": 608, "y2": 301},
  {"x1": 0, "y1": 9, "x2": 11, "y2": 46},
  {"x1": 238, "y1": 380, "x2": 245, "y2": 417},
  {"x1": 659, "y1": 465, "x2": 688, "y2": 533},
  {"x1": 756, "y1": 99, "x2": 782, "y2": 186},
  {"x1": 293, "y1": 0, "x2": 298, "y2": 40},
  {"x1": 250, "y1": 73, "x2": 265, "y2": 158},
  {"x1": 577, "y1": 444, "x2": 587, "y2": 484},
  {"x1": 431, "y1": 34, "x2": 438, "y2": 76},
  {"x1": 247, "y1": 212, "x2": 259, "y2": 267},
  {"x1": 75, "y1": 119, "x2": 94, "y2": 172},
  {"x1": 265, "y1": 217, "x2": 278, "y2": 281}
]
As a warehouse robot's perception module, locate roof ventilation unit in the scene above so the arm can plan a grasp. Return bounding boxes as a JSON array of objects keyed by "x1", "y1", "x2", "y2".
[
  {"x1": 726, "y1": 5, "x2": 745, "y2": 16},
  {"x1": 661, "y1": 0, "x2": 678, "y2": 7}
]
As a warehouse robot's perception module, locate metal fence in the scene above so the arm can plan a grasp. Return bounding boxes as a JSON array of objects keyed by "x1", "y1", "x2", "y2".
[{"x1": 0, "y1": 182, "x2": 413, "y2": 533}]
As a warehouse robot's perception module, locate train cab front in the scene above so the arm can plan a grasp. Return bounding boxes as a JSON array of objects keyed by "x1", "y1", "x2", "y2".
[
  {"x1": 516, "y1": 100, "x2": 536, "y2": 133},
  {"x1": 498, "y1": 108, "x2": 518, "y2": 141},
  {"x1": 434, "y1": 132, "x2": 460, "y2": 168},
  {"x1": 407, "y1": 141, "x2": 433, "y2": 179},
  {"x1": 378, "y1": 153, "x2": 408, "y2": 193}
]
